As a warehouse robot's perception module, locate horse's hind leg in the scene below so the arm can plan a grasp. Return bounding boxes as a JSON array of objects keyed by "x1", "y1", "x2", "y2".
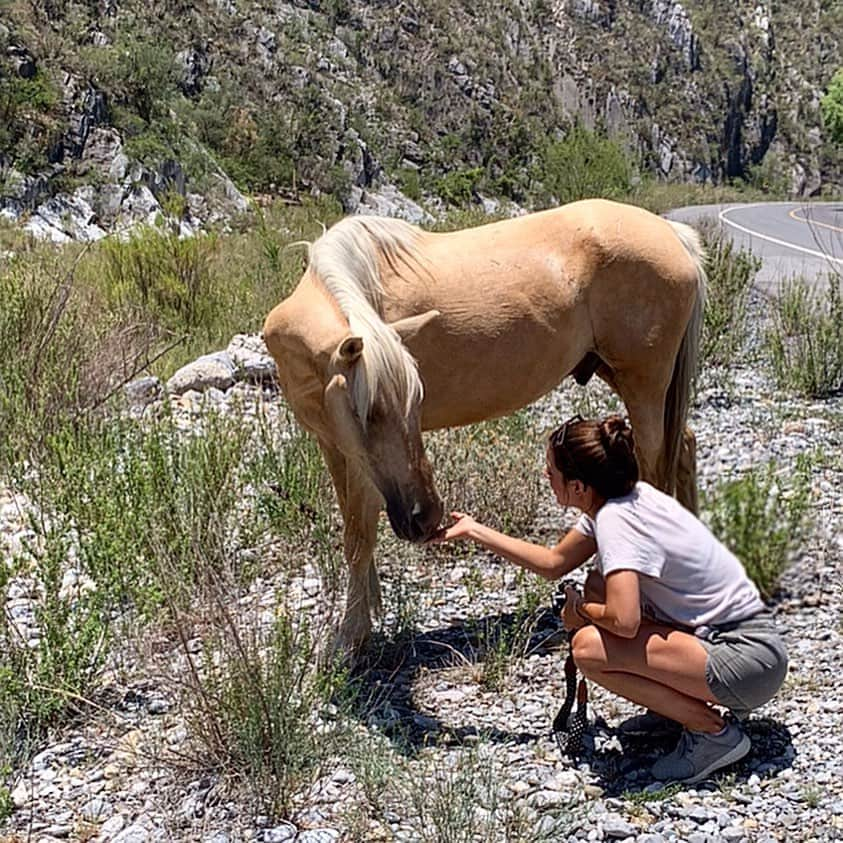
[
  {"x1": 604, "y1": 367, "x2": 671, "y2": 494},
  {"x1": 599, "y1": 365, "x2": 698, "y2": 511},
  {"x1": 677, "y1": 426, "x2": 699, "y2": 514}
]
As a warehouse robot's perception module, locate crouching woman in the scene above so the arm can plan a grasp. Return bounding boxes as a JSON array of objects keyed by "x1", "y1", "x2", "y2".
[{"x1": 431, "y1": 415, "x2": 788, "y2": 783}]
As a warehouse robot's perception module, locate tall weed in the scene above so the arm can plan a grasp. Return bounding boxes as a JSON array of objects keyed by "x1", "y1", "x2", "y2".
[
  {"x1": 352, "y1": 740, "x2": 578, "y2": 842},
  {"x1": 764, "y1": 274, "x2": 843, "y2": 397},
  {"x1": 425, "y1": 411, "x2": 542, "y2": 541},
  {"x1": 699, "y1": 221, "x2": 761, "y2": 368},
  {"x1": 181, "y1": 610, "x2": 349, "y2": 819},
  {"x1": 0, "y1": 525, "x2": 110, "y2": 768}
]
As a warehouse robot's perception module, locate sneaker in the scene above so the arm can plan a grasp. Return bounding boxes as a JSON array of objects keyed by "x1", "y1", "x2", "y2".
[
  {"x1": 618, "y1": 709, "x2": 682, "y2": 739},
  {"x1": 651, "y1": 722, "x2": 751, "y2": 784}
]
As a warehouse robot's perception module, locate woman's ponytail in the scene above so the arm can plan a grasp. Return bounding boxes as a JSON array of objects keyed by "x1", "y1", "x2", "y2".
[{"x1": 549, "y1": 414, "x2": 639, "y2": 499}]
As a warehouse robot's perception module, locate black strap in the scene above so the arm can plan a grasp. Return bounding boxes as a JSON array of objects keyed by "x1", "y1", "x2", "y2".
[{"x1": 551, "y1": 637, "x2": 589, "y2": 757}]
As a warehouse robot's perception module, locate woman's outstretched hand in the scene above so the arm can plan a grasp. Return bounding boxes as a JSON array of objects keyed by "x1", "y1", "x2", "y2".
[{"x1": 426, "y1": 511, "x2": 480, "y2": 543}]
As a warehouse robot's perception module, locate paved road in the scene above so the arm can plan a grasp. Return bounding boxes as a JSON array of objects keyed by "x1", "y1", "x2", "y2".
[{"x1": 668, "y1": 202, "x2": 843, "y2": 295}]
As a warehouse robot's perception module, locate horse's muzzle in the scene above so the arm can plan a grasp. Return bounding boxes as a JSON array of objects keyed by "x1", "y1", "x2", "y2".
[{"x1": 386, "y1": 495, "x2": 444, "y2": 543}]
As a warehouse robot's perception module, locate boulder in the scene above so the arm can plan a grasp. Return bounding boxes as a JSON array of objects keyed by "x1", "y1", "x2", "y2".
[
  {"x1": 356, "y1": 184, "x2": 434, "y2": 225},
  {"x1": 166, "y1": 352, "x2": 237, "y2": 394},
  {"x1": 124, "y1": 376, "x2": 164, "y2": 408},
  {"x1": 23, "y1": 190, "x2": 107, "y2": 243},
  {"x1": 226, "y1": 335, "x2": 277, "y2": 384}
]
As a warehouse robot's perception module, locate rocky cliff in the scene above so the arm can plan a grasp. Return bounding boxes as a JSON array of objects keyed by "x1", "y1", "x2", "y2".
[{"x1": 0, "y1": 0, "x2": 840, "y2": 239}]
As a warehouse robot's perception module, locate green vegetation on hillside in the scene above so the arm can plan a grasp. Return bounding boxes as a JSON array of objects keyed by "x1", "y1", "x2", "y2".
[{"x1": 0, "y1": 0, "x2": 839, "y2": 213}]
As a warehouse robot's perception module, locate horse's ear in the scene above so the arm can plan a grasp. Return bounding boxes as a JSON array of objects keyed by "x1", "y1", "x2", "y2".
[
  {"x1": 337, "y1": 336, "x2": 364, "y2": 365},
  {"x1": 389, "y1": 309, "x2": 440, "y2": 342}
]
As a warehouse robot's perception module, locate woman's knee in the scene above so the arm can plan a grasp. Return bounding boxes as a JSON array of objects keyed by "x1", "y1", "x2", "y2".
[{"x1": 571, "y1": 624, "x2": 605, "y2": 672}]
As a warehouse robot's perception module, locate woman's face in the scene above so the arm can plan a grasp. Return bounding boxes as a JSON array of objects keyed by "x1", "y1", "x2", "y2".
[{"x1": 545, "y1": 445, "x2": 572, "y2": 507}]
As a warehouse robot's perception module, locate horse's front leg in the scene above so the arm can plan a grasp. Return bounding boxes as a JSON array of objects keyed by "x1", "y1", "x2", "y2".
[
  {"x1": 338, "y1": 471, "x2": 383, "y2": 658},
  {"x1": 319, "y1": 441, "x2": 382, "y2": 658}
]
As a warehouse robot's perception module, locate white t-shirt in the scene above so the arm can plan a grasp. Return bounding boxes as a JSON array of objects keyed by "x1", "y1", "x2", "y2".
[{"x1": 575, "y1": 481, "x2": 763, "y2": 630}]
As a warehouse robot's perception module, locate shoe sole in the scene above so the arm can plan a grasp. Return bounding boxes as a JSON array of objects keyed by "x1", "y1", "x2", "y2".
[{"x1": 683, "y1": 733, "x2": 752, "y2": 784}]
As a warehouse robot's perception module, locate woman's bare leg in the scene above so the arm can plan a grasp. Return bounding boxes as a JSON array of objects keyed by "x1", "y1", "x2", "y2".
[{"x1": 571, "y1": 622, "x2": 724, "y2": 733}]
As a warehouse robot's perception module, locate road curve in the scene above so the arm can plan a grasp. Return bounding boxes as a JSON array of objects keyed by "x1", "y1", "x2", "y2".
[{"x1": 667, "y1": 202, "x2": 843, "y2": 295}]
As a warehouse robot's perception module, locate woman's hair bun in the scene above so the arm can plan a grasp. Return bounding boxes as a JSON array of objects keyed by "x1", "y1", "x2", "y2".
[{"x1": 599, "y1": 415, "x2": 635, "y2": 456}]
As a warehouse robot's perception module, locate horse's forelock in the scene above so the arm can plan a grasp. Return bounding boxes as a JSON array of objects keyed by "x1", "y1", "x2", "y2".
[{"x1": 309, "y1": 216, "x2": 424, "y2": 428}]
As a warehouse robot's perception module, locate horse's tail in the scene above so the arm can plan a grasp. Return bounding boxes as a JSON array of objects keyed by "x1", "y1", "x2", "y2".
[{"x1": 663, "y1": 220, "x2": 707, "y2": 510}]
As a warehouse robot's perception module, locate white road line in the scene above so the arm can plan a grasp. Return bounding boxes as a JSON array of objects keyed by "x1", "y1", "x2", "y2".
[{"x1": 718, "y1": 204, "x2": 843, "y2": 265}]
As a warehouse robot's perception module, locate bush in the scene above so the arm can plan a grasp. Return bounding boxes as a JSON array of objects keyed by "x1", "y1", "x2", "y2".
[
  {"x1": 30, "y1": 409, "x2": 257, "y2": 615},
  {"x1": 702, "y1": 458, "x2": 812, "y2": 599},
  {"x1": 99, "y1": 224, "x2": 220, "y2": 335},
  {"x1": 424, "y1": 411, "x2": 542, "y2": 543},
  {"x1": 93, "y1": 33, "x2": 177, "y2": 124},
  {"x1": 538, "y1": 125, "x2": 632, "y2": 205},
  {"x1": 436, "y1": 166, "x2": 484, "y2": 207},
  {"x1": 182, "y1": 610, "x2": 349, "y2": 819},
  {"x1": 698, "y1": 220, "x2": 762, "y2": 368},
  {"x1": 0, "y1": 67, "x2": 63, "y2": 173},
  {"x1": 764, "y1": 274, "x2": 843, "y2": 397},
  {"x1": 821, "y1": 67, "x2": 843, "y2": 145},
  {"x1": 0, "y1": 524, "x2": 110, "y2": 767}
]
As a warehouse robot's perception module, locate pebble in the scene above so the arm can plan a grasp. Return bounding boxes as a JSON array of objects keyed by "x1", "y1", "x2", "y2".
[
  {"x1": 262, "y1": 824, "x2": 296, "y2": 842},
  {"x1": 111, "y1": 825, "x2": 151, "y2": 843}
]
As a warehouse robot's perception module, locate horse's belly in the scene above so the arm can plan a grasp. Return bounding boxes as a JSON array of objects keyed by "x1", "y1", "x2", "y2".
[{"x1": 417, "y1": 350, "x2": 580, "y2": 430}]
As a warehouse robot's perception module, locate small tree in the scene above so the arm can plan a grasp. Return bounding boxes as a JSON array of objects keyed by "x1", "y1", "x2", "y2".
[
  {"x1": 820, "y1": 68, "x2": 843, "y2": 145},
  {"x1": 539, "y1": 125, "x2": 633, "y2": 204}
]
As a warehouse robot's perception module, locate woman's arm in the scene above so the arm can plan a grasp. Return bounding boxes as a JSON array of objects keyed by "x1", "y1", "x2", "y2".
[
  {"x1": 565, "y1": 569, "x2": 642, "y2": 638},
  {"x1": 430, "y1": 511, "x2": 596, "y2": 580}
]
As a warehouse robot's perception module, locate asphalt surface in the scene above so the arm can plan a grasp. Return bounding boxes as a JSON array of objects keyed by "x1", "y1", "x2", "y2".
[{"x1": 667, "y1": 201, "x2": 843, "y2": 295}]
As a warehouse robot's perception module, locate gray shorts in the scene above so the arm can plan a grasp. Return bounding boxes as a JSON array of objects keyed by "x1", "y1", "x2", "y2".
[{"x1": 697, "y1": 610, "x2": 788, "y2": 719}]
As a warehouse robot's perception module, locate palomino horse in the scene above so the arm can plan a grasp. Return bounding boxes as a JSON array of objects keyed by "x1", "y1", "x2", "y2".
[{"x1": 263, "y1": 199, "x2": 706, "y2": 655}]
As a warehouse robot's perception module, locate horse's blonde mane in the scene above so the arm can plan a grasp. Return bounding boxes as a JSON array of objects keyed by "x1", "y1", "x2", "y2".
[{"x1": 308, "y1": 215, "x2": 425, "y2": 426}]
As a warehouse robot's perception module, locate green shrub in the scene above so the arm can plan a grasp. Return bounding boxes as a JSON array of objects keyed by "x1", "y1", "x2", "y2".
[
  {"x1": 94, "y1": 34, "x2": 177, "y2": 124},
  {"x1": 99, "y1": 224, "x2": 220, "y2": 335},
  {"x1": 0, "y1": 67, "x2": 63, "y2": 172},
  {"x1": 0, "y1": 525, "x2": 110, "y2": 767},
  {"x1": 764, "y1": 274, "x2": 843, "y2": 397},
  {"x1": 821, "y1": 67, "x2": 843, "y2": 144},
  {"x1": 436, "y1": 166, "x2": 484, "y2": 207},
  {"x1": 183, "y1": 611, "x2": 349, "y2": 819},
  {"x1": 30, "y1": 409, "x2": 256, "y2": 615},
  {"x1": 702, "y1": 457, "x2": 812, "y2": 598},
  {"x1": 538, "y1": 125, "x2": 633, "y2": 204},
  {"x1": 395, "y1": 167, "x2": 422, "y2": 201},
  {"x1": 698, "y1": 220, "x2": 762, "y2": 368}
]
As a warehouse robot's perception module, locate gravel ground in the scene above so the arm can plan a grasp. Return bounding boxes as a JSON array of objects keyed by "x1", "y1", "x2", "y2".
[{"x1": 2, "y1": 296, "x2": 842, "y2": 843}]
